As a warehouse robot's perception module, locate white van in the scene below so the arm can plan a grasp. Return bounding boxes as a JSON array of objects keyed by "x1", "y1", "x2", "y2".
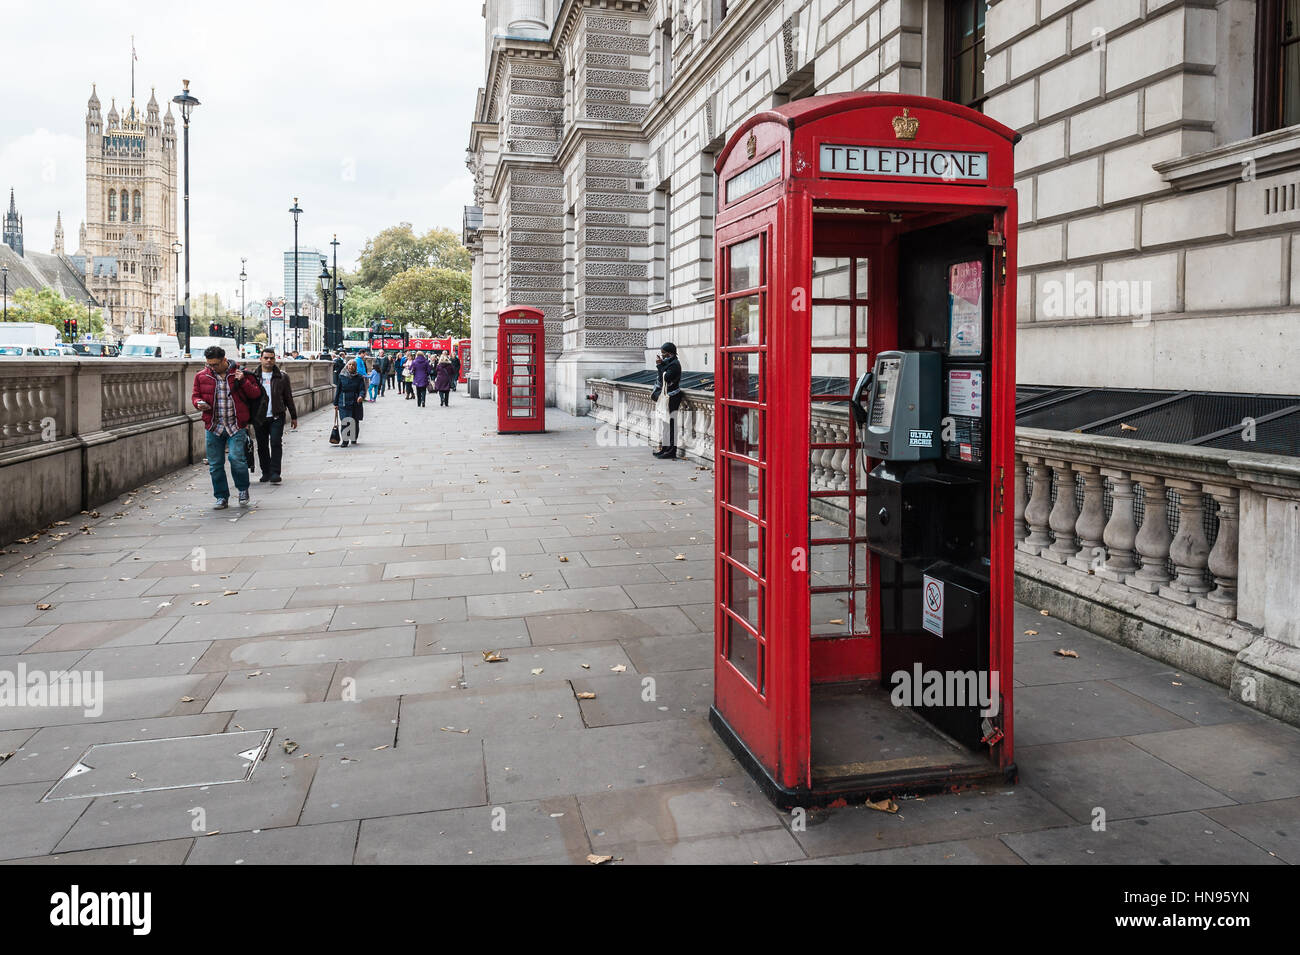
[
  {"x1": 186, "y1": 337, "x2": 239, "y2": 360},
  {"x1": 4, "y1": 322, "x2": 59, "y2": 351},
  {"x1": 121, "y1": 334, "x2": 182, "y2": 358}
]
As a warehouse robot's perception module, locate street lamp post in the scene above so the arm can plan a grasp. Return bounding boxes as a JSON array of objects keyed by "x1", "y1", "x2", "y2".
[
  {"x1": 239, "y1": 258, "x2": 247, "y2": 348},
  {"x1": 170, "y1": 240, "x2": 182, "y2": 335},
  {"x1": 2, "y1": 264, "x2": 8, "y2": 321},
  {"x1": 171, "y1": 80, "x2": 200, "y2": 357},
  {"x1": 289, "y1": 198, "x2": 302, "y2": 354}
]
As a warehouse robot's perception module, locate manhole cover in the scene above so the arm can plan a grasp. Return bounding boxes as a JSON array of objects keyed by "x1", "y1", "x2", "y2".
[{"x1": 42, "y1": 729, "x2": 273, "y2": 801}]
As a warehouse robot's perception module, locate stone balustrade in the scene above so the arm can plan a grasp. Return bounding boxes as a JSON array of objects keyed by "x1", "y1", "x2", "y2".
[
  {"x1": 588, "y1": 378, "x2": 1300, "y2": 727},
  {"x1": 0, "y1": 358, "x2": 337, "y2": 544}
]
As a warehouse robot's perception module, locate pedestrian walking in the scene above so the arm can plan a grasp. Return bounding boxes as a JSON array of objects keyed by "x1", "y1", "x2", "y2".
[
  {"x1": 334, "y1": 358, "x2": 366, "y2": 447},
  {"x1": 191, "y1": 345, "x2": 265, "y2": 508},
  {"x1": 450, "y1": 351, "x2": 461, "y2": 391},
  {"x1": 377, "y1": 354, "x2": 390, "y2": 396},
  {"x1": 252, "y1": 347, "x2": 299, "y2": 485},
  {"x1": 402, "y1": 359, "x2": 415, "y2": 398},
  {"x1": 434, "y1": 353, "x2": 455, "y2": 407},
  {"x1": 651, "y1": 341, "x2": 683, "y2": 460},
  {"x1": 367, "y1": 362, "x2": 382, "y2": 401},
  {"x1": 410, "y1": 351, "x2": 431, "y2": 407},
  {"x1": 384, "y1": 353, "x2": 396, "y2": 390}
]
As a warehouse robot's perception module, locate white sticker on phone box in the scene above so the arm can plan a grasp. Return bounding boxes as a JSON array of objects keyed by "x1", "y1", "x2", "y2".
[{"x1": 948, "y1": 369, "x2": 983, "y2": 417}]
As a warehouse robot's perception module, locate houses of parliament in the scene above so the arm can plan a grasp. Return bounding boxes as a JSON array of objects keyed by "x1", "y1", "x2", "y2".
[{"x1": 2, "y1": 81, "x2": 179, "y2": 339}]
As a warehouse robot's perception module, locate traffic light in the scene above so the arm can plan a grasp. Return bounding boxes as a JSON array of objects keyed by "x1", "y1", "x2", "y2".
[
  {"x1": 63, "y1": 319, "x2": 71, "y2": 340},
  {"x1": 209, "y1": 322, "x2": 220, "y2": 336},
  {"x1": 71, "y1": 319, "x2": 78, "y2": 339}
]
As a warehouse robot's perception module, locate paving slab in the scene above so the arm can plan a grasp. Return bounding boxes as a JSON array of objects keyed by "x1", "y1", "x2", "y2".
[
  {"x1": 524, "y1": 606, "x2": 700, "y2": 645},
  {"x1": 460, "y1": 641, "x2": 633, "y2": 689},
  {"x1": 398, "y1": 683, "x2": 584, "y2": 743},
  {"x1": 579, "y1": 775, "x2": 785, "y2": 849},
  {"x1": 1000, "y1": 811, "x2": 1284, "y2": 865},
  {"x1": 573, "y1": 668, "x2": 712, "y2": 727},
  {"x1": 185, "y1": 820, "x2": 358, "y2": 865},
  {"x1": 484, "y1": 719, "x2": 736, "y2": 803},
  {"x1": 327, "y1": 655, "x2": 464, "y2": 701},
  {"x1": 24, "y1": 618, "x2": 180, "y2": 653},
  {"x1": 1204, "y1": 796, "x2": 1300, "y2": 864},
  {"x1": 298, "y1": 737, "x2": 486, "y2": 824},
  {"x1": 1127, "y1": 721, "x2": 1300, "y2": 803},
  {"x1": 0, "y1": 673, "x2": 212, "y2": 731},
  {"x1": 417, "y1": 618, "x2": 531, "y2": 655},
  {"x1": 0, "y1": 781, "x2": 97, "y2": 860},
  {"x1": 788, "y1": 786, "x2": 1074, "y2": 857},
  {"x1": 0, "y1": 838, "x2": 194, "y2": 865},
  {"x1": 1017, "y1": 737, "x2": 1236, "y2": 823},
  {"x1": 231, "y1": 698, "x2": 398, "y2": 756},
  {"x1": 354, "y1": 797, "x2": 590, "y2": 864},
  {"x1": 620, "y1": 631, "x2": 714, "y2": 673},
  {"x1": 204, "y1": 665, "x2": 338, "y2": 712},
  {"x1": 1013, "y1": 680, "x2": 1195, "y2": 746}
]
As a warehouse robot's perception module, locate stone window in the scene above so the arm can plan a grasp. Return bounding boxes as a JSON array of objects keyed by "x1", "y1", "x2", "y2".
[
  {"x1": 945, "y1": 0, "x2": 988, "y2": 111},
  {"x1": 711, "y1": 0, "x2": 729, "y2": 36},
  {"x1": 654, "y1": 179, "x2": 673, "y2": 303},
  {"x1": 133, "y1": 190, "x2": 142, "y2": 223},
  {"x1": 108, "y1": 190, "x2": 116, "y2": 222},
  {"x1": 661, "y1": 18, "x2": 674, "y2": 94},
  {"x1": 1255, "y1": 0, "x2": 1300, "y2": 134},
  {"x1": 564, "y1": 206, "x2": 575, "y2": 314}
]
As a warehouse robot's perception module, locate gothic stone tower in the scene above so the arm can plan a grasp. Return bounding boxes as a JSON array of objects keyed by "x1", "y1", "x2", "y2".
[
  {"x1": 3, "y1": 188, "x2": 22, "y2": 257},
  {"x1": 83, "y1": 84, "x2": 178, "y2": 338}
]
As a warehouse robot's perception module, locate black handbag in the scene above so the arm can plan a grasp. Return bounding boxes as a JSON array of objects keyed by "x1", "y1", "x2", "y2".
[{"x1": 329, "y1": 408, "x2": 341, "y2": 445}]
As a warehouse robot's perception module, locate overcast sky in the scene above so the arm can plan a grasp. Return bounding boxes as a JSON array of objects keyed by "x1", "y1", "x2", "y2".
[{"x1": 0, "y1": 0, "x2": 483, "y2": 311}]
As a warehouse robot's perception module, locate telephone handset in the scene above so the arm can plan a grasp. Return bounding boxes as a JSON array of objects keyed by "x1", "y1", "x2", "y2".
[{"x1": 850, "y1": 369, "x2": 874, "y2": 427}]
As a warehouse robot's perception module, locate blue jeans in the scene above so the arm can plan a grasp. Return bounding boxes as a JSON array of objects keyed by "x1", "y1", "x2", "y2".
[{"x1": 206, "y1": 429, "x2": 250, "y2": 500}]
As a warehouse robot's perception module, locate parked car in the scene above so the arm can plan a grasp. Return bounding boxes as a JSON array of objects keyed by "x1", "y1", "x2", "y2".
[
  {"x1": 0, "y1": 344, "x2": 53, "y2": 356},
  {"x1": 52, "y1": 344, "x2": 79, "y2": 357},
  {"x1": 121, "y1": 334, "x2": 182, "y2": 358},
  {"x1": 71, "y1": 341, "x2": 121, "y2": 357}
]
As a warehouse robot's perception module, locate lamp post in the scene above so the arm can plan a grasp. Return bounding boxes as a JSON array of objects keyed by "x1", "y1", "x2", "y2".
[
  {"x1": 171, "y1": 80, "x2": 199, "y2": 357},
  {"x1": 239, "y1": 258, "x2": 247, "y2": 348},
  {"x1": 170, "y1": 240, "x2": 182, "y2": 335},
  {"x1": 289, "y1": 197, "x2": 302, "y2": 353},
  {"x1": 2, "y1": 264, "x2": 8, "y2": 321}
]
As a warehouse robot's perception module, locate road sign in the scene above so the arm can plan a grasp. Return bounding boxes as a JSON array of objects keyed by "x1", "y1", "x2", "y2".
[
  {"x1": 922, "y1": 575, "x2": 944, "y2": 637},
  {"x1": 269, "y1": 306, "x2": 284, "y2": 319},
  {"x1": 265, "y1": 300, "x2": 273, "y2": 308}
]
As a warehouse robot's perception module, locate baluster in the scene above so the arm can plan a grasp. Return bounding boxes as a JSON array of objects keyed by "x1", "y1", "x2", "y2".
[
  {"x1": 1197, "y1": 484, "x2": 1239, "y2": 619},
  {"x1": 1043, "y1": 458, "x2": 1079, "y2": 564},
  {"x1": 1098, "y1": 468, "x2": 1138, "y2": 581},
  {"x1": 1013, "y1": 453, "x2": 1028, "y2": 543},
  {"x1": 1161, "y1": 480, "x2": 1212, "y2": 603},
  {"x1": 810, "y1": 418, "x2": 829, "y2": 488},
  {"x1": 1128, "y1": 473, "x2": 1173, "y2": 593},
  {"x1": 1020, "y1": 455, "x2": 1053, "y2": 555},
  {"x1": 1067, "y1": 465, "x2": 1106, "y2": 572},
  {"x1": 830, "y1": 423, "x2": 849, "y2": 491}
]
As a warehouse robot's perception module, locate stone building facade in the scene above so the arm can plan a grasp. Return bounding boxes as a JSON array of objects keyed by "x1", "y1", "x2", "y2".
[
  {"x1": 76, "y1": 85, "x2": 179, "y2": 340},
  {"x1": 465, "y1": 0, "x2": 1299, "y2": 408}
]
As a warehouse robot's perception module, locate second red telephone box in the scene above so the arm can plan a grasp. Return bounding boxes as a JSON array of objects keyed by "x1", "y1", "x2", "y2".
[
  {"x1": 711, "y1": 92, "x2": 1019, "y2": 806},
  {"x1": 496, "y1": 305, "x2": 545, "y2": 434},
  {"x1": 456, "y1": 338, "x2": 471, "y2": 384}
]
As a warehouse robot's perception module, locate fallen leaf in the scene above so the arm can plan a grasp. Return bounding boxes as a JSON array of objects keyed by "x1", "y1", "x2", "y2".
[
  {"x1": 482, "y1": 651, "x2": 508, "y2": 663},
  {"x1": 439, "y1": 726, "x2": 470, "y2": 734},
  {"x1": 179, "y1": 696, "x2": 195, "y2": 703},
  {"x1": 282, "y1": 740, "x2": 299, "y2": 754},
  {"x1": 866, "y1": 797, "x2": 899, "y2": 814},
  {"x1": 1054, "y1": 649, "x2": 1079, "y2": 658},
  {"x1": 247, "y1": 670, "x2": 264, "y2": 677},
  {"x1": 1171, "y1": 681, "x2": 1183, "y2": 686},
  {"x1": 222, "y1": 590, "x2": 238, "y2": 596},
  {"x1": 1119, "y1": 422, "x2": 1138, "y2": 432},
  {"x1": 674, "y1": 554, "x2": 686, "y2": 560},
  {"x1": 193, "y1": 600, "x2": 210, "y2": 606},
  {"x1": 373, "y1": 744, "x2": 389, "y2": 750},
  {"x1": 576, "y1": 691, "x2": 597, "y2": 700},
  {"x1": 587, "y1": 854, "x2": 614, "y2": 865},
  {"x1": 580, "y1": 664, "x2": 591, "y2": 670},
  {"x1": 531, "y1": 668, "x2": 544, "y2": 675},
  {"x1": 610, "y1": 664, "x2": 627, "y2": 673},
  {"x1": 558, "y1": 555, "x2": 569, "y2": 562},
  {"x1": 828, "y1": 618, "x2": 844, "y2": 625},
  {"x1": 1040, "y1": 610, "x2": 1050, "y2": 616},
  {"x1": 1023, "y1": 629, "x2": 1038, "y2": 636},
  {"x1": 36, "y1": 603, "x2": 52, "y2": 611}
]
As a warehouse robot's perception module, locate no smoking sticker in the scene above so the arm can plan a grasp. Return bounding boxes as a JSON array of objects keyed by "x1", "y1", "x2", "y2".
[{"x1": 923, "y1": 575, "x2": 944, "y2": 637}]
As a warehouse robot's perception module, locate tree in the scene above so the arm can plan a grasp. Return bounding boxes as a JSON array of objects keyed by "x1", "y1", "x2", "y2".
[
  {"x1": 342, "y1": 284, "x2": 385, "y2": 325},
  {"x1": 380, "y1": 266, "x2": 471, "y2": 337},
  {"x1": 356, "y1": 225, "x2": 471, "y2": 289},
  {"x1": 10, "y1": 287, "x2": 105, "y2": 337}
]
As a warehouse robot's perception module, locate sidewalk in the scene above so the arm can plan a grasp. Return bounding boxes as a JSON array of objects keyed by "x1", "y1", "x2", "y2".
[{"x1": 0, "y1": 387, "x2": 1294, "y2": 864}]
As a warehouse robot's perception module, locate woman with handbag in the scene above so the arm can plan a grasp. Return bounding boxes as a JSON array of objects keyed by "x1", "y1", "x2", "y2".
[{"x1": 334, "y1": 360, "x2": 366, "y2": 447}]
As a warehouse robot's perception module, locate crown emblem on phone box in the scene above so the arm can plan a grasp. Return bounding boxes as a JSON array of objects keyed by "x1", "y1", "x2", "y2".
[{"x1": 892, "y1": 108, "x2": 919, "y2": 141}]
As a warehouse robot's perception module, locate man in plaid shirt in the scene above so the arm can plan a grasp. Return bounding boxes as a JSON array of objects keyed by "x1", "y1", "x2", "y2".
[{"x1": 192, "y1": 345, "x2": 265, "y2": 509}]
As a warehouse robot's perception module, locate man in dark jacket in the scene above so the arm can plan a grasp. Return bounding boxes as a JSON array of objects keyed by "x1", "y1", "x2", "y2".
[
  {"x1": 251, "y1": 347, "x2": 299, "y2": 485},
  {"x1": 449, "y1": 352, "x2": 461, "y2": 391},
  {"x1": 192, "y1": 345, "x2": 265, "y2": 508},
  {"x1": 651, "y1": 341, "x2": 683, "y2": 460}
]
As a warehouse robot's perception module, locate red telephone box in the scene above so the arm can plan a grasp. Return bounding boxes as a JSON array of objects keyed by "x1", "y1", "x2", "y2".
[
  {"x1": 456, "y1": 338, "x2": 471, "y2": 384},
  {"x1": 711, "y1": 93, "x2": 1018, "y2": 805},
  {"x1": 496, "y1": 305, "x2": 545, "y2": 434}
]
